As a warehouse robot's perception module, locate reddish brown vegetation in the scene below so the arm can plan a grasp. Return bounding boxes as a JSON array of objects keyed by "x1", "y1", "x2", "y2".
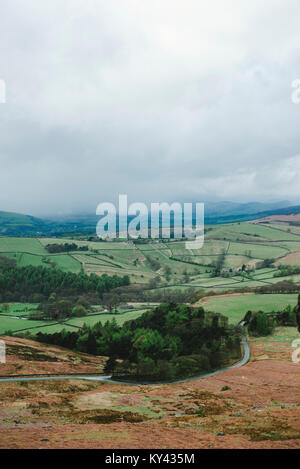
[{"x1": 0, "y1": 335, "x2": 300, "y2": 448}]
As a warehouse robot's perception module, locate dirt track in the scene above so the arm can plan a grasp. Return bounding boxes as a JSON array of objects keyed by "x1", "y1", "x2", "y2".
[{"x1": 195, "y1": 292, "x2": 254, "y2": 306}]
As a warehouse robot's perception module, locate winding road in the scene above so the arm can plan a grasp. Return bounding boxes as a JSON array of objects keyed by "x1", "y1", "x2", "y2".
[{"x1": 0, "y1": 326, "x2": 250, "y2": 386}]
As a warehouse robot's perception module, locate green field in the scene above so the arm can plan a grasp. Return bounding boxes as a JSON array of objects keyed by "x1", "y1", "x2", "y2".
[
  {"x1": 0, "y1": 303, "x2": 38, "y2": 316},
  {"x1": 205, "y1": 222, "x2": 300, "y2": 242},
  {"x1": 0, "y1": 303, "x2": 149, "y2": 335},
  {"x1": 22, "y1": 323, "x2": 81, "y2": 335},
  {"x1": 0, "y1": 238, "x2": 47, "y2": 255},
  {"x1": 200, "y1": 293, "x2": 298, "y2": 324},
  {"x1": 0, "y1": 303, "x2": 57, "y2": 333},
  {"x1": 64, "y1": 308, "x2": 149, "y2": 328},
  {"x1": 0, "y1": 316, "x2": 58, "y2": 334}
]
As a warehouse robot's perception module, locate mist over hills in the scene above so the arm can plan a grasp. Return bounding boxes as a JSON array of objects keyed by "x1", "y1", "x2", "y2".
[
  {"x1": 203, "y1": 200, "x2": 292, "y2": 216},
  {"x1": 0, "y1": 200, "x2": 298, "y2": 236}
]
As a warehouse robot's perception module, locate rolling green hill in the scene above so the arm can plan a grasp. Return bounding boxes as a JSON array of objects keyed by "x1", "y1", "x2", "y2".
[{"x1": 0, "y1": 211, "x2": 51, "y2": 236}]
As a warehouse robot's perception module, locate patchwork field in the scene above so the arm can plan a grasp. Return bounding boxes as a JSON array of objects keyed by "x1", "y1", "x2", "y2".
[
  {"x1": 62, "y1": 308, "x2": 149, "y2": 329},
  {"x1": 1, "y1": 218, "x2": 300, "y2": 293},
  {"x1": 276, "y1": 251, "x2": 300, "y2": 267},
  {"x1": 0, "y1": 304, "x2": 150, "y2": 335}
]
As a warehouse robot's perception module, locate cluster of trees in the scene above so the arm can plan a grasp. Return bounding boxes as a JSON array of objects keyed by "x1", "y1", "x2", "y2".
[
  {"x1": 259, "y1": 258, "x2": 275, "y2": 269},
  {"x1": 273, "y1": 265, "x2": 300, "y2": 278},
  {"x1": 254, "y1": 280, "x2": 299, "y2": 294},
  {"x1": 164, "y1": 266, "x2": 172, "y2": 281},
  {"x1": 247, "y1": 304, "x2": 297, "y2": 336},
  {"x1": 46, "y1": 243, "x2": 88, "y2": 253},
  {"x1": 33, "y1": 303, "x2": 242, "y2": 381},
  {"x1": 132, "y1": 239, "x2": 151, "y2": 245},
  {"x1": 248, "y1": 311, "x2": 274, "y2": 336},
  {"x1": 29, "y1": 297, "x2": 89, "y2": 321},
  {"x1": 0, "y1": 258, "x2": 130, "y2": 302},
  {"x1": 145, "y1": 256, "x2": 161, "y2": 272},
  {"x1": 275, "y1": 304, "x2": 297, "y2": 327},
  {"x1": 211, "y1": 250, "x2": 226, "y2": 277},
  {"x1": 144, "y1": 287, "x2": 197, "y2": 304},
  {"x1": 114, "y1": 282, "x2": 197, "y2": 304}
]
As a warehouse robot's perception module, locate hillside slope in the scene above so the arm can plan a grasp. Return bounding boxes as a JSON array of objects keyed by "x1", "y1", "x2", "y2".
[
  {"x1": 0, "y1": 211, "x2": 49, "y2": 236},
  {"x1": 0, "y1": 329, "x2": 300, "y2": 448},
  {"x1": 0, "y1": 336, "x2": 106, "y2": 376}
]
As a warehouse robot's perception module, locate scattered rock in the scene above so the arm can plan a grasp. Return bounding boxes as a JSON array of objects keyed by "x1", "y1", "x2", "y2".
[
  {"x1": 216, "y1": 432, "x2": 225, "y2": 436},
  {"x1": 40, "y1": 438, "x2": 49, "y2": 442}
]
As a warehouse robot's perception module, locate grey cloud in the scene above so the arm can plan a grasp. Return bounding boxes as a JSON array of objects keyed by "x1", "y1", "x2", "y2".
[{"x1": 1, "y1": 0, "x2": 300, "y2": 215}]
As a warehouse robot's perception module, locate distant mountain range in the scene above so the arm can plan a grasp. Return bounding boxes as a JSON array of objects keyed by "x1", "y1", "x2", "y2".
[
  {"x1": 203, "y1": 200, "x2": 292, "y2": 217},
  {"x1": 0, "y1": 200, "x2": 299, "y2": 236}
]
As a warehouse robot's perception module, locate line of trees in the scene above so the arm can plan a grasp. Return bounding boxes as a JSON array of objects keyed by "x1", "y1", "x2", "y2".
[
  {"x1": 45, "y1": 242, "x2": 88, "y2": 253},
  {"x1": 273, "y1": 265, "x2": 300, "y2": 278},
  {"x1": 254, "y1": 280, "x2": 299, "y2": 294},
  {"x1": 211, "y1": 250, "x2": 226, "y2": 277},
  {"x1": 0, "y1": 255, "x2": 130, "y2": 302}
]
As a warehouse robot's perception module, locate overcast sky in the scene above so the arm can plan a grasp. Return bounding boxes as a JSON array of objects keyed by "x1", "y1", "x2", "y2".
[{"x1": 1, "y1": 0, "x2": 300, "y2": 216}]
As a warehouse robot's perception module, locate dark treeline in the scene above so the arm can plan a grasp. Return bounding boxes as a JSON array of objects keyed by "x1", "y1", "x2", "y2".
[
  {"x1": 28, "y1": 298, "x2": 89, "y2": 321},
  {"x1": 46, "y1": 242, "x2": 88, "y2": 253},
  {"x1": 32, "y1": 303, "x2": 242, "y2": 381},
  {"x1": 143, "y1": 287, "x2": 197, "y2": 303},
  {"x1": 247, "y1": 304, "x2": 297, "y2": 336},
  {"x1": 105, "y1": 283, "x2": 197, "y2": 304},
  {"x1": 117, "y1": 276, "x2": 300, "y2": 307},
  {"x1": 144, "y1": 255, "x2": 161, "y2": 271},
  {"x1": 192, "y1": 279, "x2": 300, "y2": 304},
  {"x1": 273, "y1": 265, "x2": 300, "y2": 277},
  {"x1": 254, "y1": 280, "x2": 299, "y2": 294},
  {"x1": 0, "y1": 255, "x2": 130, "y2": 303}
]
